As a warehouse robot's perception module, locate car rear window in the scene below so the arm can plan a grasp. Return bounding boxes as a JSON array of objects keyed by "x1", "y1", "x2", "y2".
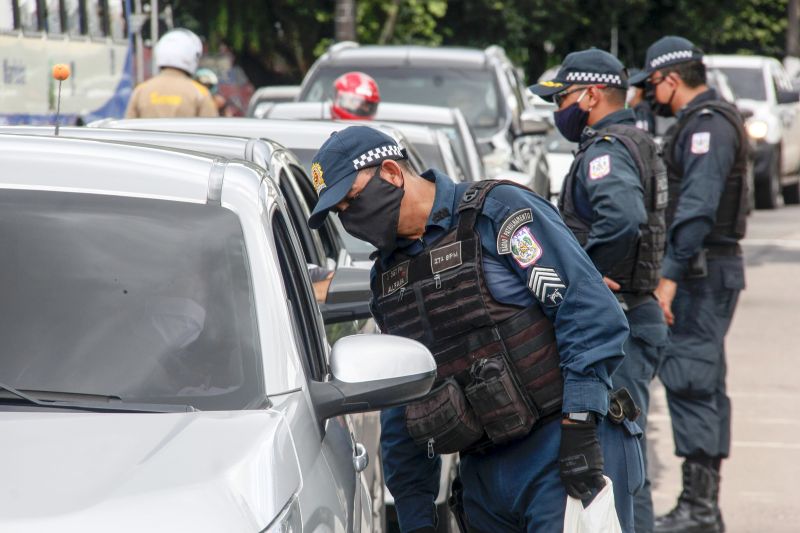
[
  {"x1": 0, "y1": 190, "x2": 264, "y2": 411},
  {"x1": 716, "y1": 66, "x2": 767, "y2": 101},
  {"x1": 302, "y1": 66, "x2": 505, "y2": 137}
]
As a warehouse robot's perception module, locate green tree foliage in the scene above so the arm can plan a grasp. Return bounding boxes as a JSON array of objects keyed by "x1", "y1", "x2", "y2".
[{"x1": 171, "y1": 0, "x2": 791, "y2": 85}]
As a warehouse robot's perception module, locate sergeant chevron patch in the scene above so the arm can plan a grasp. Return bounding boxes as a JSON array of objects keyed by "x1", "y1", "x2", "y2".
[{"x1": 528, "y1": 266, "x2": 566, "y2": 307}]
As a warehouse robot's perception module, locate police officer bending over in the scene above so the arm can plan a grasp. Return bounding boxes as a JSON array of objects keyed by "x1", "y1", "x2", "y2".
[
  {"x1": 630, "y1": 36, "x2": 749, "y2": 533},
  {"x1": 306, "y1": 126, "x2": 644, "y2": 532},
  {"x1": 530, "y1": 49, "x2": 668, "y2": 533}
]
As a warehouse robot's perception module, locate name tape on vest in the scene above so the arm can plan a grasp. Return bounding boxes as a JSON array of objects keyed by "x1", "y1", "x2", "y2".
[
  {"x1": 497, "y1": 208, "x2": 534, "y2": 254},
  {"x1": 430, "y1": 241, "x2": 463, "y2": 274},
  {"x1": 382, "y1": 260, "x2": 410, "y2": 297}
]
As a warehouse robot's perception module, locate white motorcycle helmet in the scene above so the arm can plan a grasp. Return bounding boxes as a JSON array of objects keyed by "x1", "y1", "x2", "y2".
[{"x1": 155, "y1": 29, "x2": 203, "y2": 75}]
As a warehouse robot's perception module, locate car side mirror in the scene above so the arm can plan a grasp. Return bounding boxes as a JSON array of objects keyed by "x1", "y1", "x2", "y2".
[
  {"x1": 319, "y1": 267, "x2": 373, "y2": 324},
  {"x1": 518, "y1": 109, "x2": 550, "y2": 136},
  {"x1": 309, "y1": 334, "x2": 436, "y2": 421},
  {"x1": 776, "y1": 89, "x2": 800, "y2": 105}
]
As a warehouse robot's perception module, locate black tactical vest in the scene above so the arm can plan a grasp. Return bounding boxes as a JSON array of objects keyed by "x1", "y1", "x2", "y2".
[
  {"x1": 558, "y1": 124, "x2": 667, "y2": 294},
  {"x1": 371, "y1": 180, "x2": 563, "y2": 455},
  {"x1": 662, "y1": 99, "x2": 748, "y2": 242}
]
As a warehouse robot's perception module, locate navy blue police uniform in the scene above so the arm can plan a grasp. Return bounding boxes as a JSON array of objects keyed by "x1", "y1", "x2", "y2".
[
  {"x1": 306, "y1": 126, "x2": 645, "y2": 533},
  {"x1": 531, "y1": 50, "x2": 669, "y2": 533},
  {"x1": 377, "y1": 171, "x2": 643, "y2": 532},
  {"x1": 631, "y1": 36, "x2": 748, "y2": 533}
]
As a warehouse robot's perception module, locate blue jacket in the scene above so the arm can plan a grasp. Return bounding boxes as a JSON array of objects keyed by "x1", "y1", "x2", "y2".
[
  {"x1": 373, "y1": 169, "x2": 629, "y2": 530},
  {"x1": 661, "y1": 89, "x2": 740, "y2": 280},
  {"x1": 566, "y1": 108, "x2": 648, "y2": 278}
]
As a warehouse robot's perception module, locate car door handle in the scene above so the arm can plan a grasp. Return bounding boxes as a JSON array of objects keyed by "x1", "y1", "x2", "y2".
[{"x1": 352, "y1": 442, "x2": 369, "y2": 473}]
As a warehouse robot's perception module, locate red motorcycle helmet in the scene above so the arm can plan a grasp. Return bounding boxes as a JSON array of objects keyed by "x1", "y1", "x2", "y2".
[{"x1": 331, "y1": 72, "x2": 380, "y2": 120}]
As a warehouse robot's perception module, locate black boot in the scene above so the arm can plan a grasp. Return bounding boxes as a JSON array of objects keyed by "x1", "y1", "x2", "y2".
[
  {"x1": 711, "y1": 461, "x2": 725, "y2": 533},
  {"x1": 654, "y1": 460, "x2": 721, "y2": 533}
]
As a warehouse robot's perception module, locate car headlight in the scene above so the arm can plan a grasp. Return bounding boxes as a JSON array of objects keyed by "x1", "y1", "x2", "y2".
[
  {"x1": 260, "y1": 496, "x2": 301, "y2": 533},
  {"x1": 746, "y1": 120, "x2": 769, "y2": 140}
]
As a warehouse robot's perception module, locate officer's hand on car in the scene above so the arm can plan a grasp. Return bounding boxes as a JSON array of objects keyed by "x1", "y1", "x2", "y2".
[
  {"x1": 654, "y1": 277, "x2": 677, "y2": 326},
  {"x1": 603, "y1": 277, "x2": 621, "y2": 292},
  {"x1": 559, "y1": 413, "x2": 606, "y2": 500}
]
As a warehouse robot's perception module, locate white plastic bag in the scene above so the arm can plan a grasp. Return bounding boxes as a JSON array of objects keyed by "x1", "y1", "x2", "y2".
[{"x1": 563, "y1": 476, "x2": 623, "y2": 533}]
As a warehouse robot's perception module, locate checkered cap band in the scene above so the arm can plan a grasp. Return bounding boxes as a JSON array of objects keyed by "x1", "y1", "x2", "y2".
[
  {"x1": 352, "y1": 144, "x2": 403, "y2": 170},
  {"x1": 564, "y1": 71, "x2": 622, "y2": 85},
  {"x1": 650, "y1": 50, "x2": 694, "y2": 69}
]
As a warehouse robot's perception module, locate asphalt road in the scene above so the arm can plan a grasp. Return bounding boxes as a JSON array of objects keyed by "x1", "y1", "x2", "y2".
[{"x1": 649, "y1": 204, "x2": 800, "y2": 532}]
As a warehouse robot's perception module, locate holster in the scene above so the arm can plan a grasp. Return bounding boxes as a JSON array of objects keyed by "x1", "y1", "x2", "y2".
[{"x1": 687, "y1": 249, "x2": 708, "y2": 280}]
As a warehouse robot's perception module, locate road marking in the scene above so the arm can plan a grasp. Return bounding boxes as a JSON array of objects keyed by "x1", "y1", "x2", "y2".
[
  {"x1": 732, "y1": 441, "x2": 800, "y2": 450},
  {"x1": 742, "y1": 238, "x2": 800, "y2": 248}
]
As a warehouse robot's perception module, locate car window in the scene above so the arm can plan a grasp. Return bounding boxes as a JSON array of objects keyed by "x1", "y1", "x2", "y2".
[
  {"x1": 290, "y1": 163, "x2": 341, "y2": 262},
  {"x1": 272, "y1": 210, "x2": 327, "y2": 381},
  {"x1": 504, "y1": 65, "x2": 526, "y2": 116},
  {"x1": 303, "y1": 65, "x2": 506, "y2": 137},
  {"x1": 0, "y1": 189, "x2": 265, "y2": 411},
  {"x1": 278, "y1": 168, "x2": 324, "y2": 267},
  {"x1": 717, "y1": 66, "x2": 767, "y2": 101}
]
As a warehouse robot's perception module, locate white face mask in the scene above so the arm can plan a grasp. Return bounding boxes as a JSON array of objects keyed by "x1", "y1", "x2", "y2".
[{"x1": 150, "y1": 297, "x2": 206, "y2": 351}]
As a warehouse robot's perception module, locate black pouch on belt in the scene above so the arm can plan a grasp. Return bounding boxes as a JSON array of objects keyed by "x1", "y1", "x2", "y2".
[
  {"x1": 405, "y1": 377, "x2": 484, "y2": 456},
  {"x1": 463, "y1": 355, "x2": 536, "y2": 444},
  {"x1": 608, "y1": 387, "x2": 641, "y2": 424}
]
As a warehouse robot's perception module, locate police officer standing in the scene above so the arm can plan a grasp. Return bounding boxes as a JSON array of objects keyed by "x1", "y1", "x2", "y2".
[
  {"x1": 306, "y1": 125, "x2": 644, "y2": 532},
  {"x1": 627, "y1": 69, "x2": 657, "y2": 134},
  {"x1": 125, "y1": 29, "x2": 218, "y2": 119},
  {"x1": 630, "y1": 36, "x2": 749, "y2": 533},
  {"x1": 530, "y1": 49, "x2": 668, "y2": 533}
]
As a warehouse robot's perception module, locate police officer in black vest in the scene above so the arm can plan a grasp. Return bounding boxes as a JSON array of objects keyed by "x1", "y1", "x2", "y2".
[
  {"x1": 306, "y1": 126, "x2": 644, "y2": 532},
  {"x1": 630, "y1": 36, "x2": 748, "y2": 533},
  {"x1": 531, "y1": 49, "x2": 669, "y2": 533}
]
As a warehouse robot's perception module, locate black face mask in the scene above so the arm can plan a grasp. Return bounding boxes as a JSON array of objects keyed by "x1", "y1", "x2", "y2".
[
  {"x1": 338, "y1": 167, "x2": 404, "y2": 253},
  {"x1": 646, "y1": 79, "x2": 676, "y2": 117},
  {"x1": 554, "y1": 101, "x2": 590, "y2": 143}
]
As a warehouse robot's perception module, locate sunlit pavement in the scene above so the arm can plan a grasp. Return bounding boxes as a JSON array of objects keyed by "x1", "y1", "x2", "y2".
[{"x1": 650, "y1": 204, "x2": 800, "y2": 532}]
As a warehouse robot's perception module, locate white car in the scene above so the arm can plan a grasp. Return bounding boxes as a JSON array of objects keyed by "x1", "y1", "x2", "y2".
[
  {"x1": 705, "y1": 54, "x2": 800, "y2": 208},
  {"x1": 0, "y1": 134, "x2": 436, "y2": 532}
]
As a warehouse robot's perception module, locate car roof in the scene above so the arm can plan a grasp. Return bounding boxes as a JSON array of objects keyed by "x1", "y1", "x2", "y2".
[
  {"x1": 0, "y1": 134, "x2": 265, "y2": 204},
  {"x1": 91, "y1": 117, "x2": 412, "y2": 153},
  {"x1": 0, "y1": 125, "x2": 274, "y2": 163},
  {"x1": 320, "y1": 45, "x2": 491, "y2": 69},
  {"x1": 704, "y1": 55, "x2": 772, "y2": 68}
]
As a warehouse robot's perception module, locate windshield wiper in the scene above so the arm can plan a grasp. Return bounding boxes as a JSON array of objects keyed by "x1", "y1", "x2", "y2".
[{"x1": 0, "y1": 382, "x2": 196, "y2": 413}]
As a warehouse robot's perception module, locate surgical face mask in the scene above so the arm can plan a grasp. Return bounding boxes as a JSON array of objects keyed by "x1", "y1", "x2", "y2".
[
  {"x1": 553, "y1": 89, "x2": 590, "y2": 142},
  {"x1": 338, "y1": 167, "x2": 405, "y2": 253}
]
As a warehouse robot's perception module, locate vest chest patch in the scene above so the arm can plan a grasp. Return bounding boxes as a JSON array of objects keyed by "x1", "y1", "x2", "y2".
[
  {"x1": 430, "y1": 241, "x2": 462, "y2": 274},
  {"x1": 589, "y1": 154, "x2": 611, "y2": 180},
  {"x1": 510, "y1": 227, "x2": 542, "y2": 268},
  {"x1": 497, "y1": 208, "x2": 533, "y2": 254},
  {"x1": 382, "y1": 260, "x2": 410, "y2": 297},
  {"x1": 691, "y1": 132, "x2": 710, "y2": 154}
]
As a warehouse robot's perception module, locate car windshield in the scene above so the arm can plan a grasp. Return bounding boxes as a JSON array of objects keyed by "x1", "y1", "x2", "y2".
[
  {"x1": 0, "y1": 190, "x2": 264, "y2": 411},
  {"x1": 716, "y1": 66, "x2": 767, "y2": 101},
  {"x1": 303, "y1": 66, "x2": 505, "y2": 137}
]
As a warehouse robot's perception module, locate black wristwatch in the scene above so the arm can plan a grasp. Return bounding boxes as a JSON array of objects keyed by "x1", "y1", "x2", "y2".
[{"x1": 564, "y1": 412, "x2": 596, "y2": 424}]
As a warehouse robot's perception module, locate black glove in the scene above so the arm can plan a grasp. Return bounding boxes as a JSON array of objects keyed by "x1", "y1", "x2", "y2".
[{"x1": 559, "y1": 419, "x2": 606, "y2": 499}]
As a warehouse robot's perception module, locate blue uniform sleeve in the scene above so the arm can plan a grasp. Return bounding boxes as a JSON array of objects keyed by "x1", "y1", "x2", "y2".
[
  {"x1": 370, "y1": 267, "x2": 441, "y2": 532},
  {"x1": 579, "y1": 140, "x2": 646, "y2": 276},
  {"x1": 478, "y1": 185, "x2": 629, "y2": 415},
  {"x1": 662, "y1": 114, "x2": 739, "y2": 280}
]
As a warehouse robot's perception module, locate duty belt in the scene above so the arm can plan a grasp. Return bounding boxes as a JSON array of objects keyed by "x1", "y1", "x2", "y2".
[{"x1": 704, "y1": 244, "x2": 742, "y2": 259}]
